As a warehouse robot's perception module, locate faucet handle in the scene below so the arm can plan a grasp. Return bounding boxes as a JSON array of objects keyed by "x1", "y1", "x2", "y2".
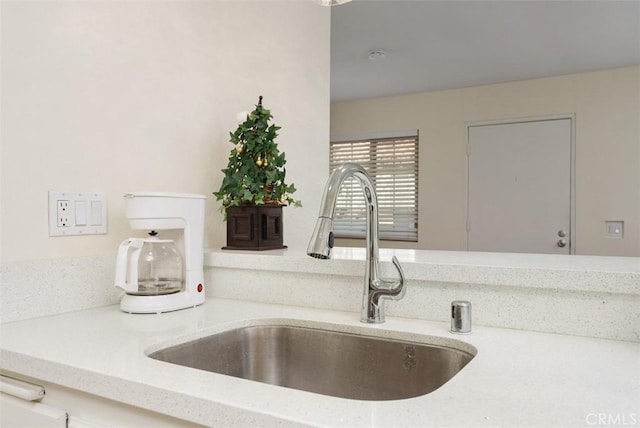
[
  {"x1": 389, "y1": 256, "x2": 406, "y2": 299},
  {"x1": 365, "y1": 256, "x2": 407, "y2": 323},
  {"x1": 374, "y1": 256, "x2": 406, "y2": 299}
]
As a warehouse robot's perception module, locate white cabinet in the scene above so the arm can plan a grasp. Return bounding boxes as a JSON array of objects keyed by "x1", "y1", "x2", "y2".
[
  {"x1": 1, "y1": 372, "x2": 202, "y2": 428},
  {"x1": 1, "y1": 392, "x2": 68, "y2": 428},
  {"x1": 1, "y1": 376, "x2": 68, "y2": 428}
]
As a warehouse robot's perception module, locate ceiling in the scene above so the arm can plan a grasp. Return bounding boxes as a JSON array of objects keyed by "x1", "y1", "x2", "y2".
[{"x1": 330, "y1": 0, "x2": 640, "y2": 102}]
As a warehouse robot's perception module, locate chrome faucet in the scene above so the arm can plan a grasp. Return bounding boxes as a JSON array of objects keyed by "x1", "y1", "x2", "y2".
[{"x1": 307, "y1": 162, "x2": 406, "y2": 323}]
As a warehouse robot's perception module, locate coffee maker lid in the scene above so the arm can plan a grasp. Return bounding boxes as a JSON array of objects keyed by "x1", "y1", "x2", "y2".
[{"x1": 125, "y1": 192, "x2": 206, "y2": 200}]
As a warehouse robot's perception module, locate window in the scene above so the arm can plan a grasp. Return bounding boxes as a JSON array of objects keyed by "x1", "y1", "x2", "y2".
[{"x1": 329, "y1": 131, "x2": 419, "y2": 242}]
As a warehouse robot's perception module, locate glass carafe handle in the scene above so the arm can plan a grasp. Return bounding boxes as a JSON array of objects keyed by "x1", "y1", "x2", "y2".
[{"x1": 114, "y1": 238, "x2": 144, "y2": 293}]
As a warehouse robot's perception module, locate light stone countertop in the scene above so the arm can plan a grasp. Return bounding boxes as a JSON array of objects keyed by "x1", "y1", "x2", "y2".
[
  {"x1": 205, "y1": 248, "x2": 640, "y2": 294},
  {"x1": 1, "y1": 298, "x2": 638, "y2": 427}
]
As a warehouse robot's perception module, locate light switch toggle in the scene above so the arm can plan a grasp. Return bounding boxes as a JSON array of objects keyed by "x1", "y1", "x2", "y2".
[
  {"x1": 75, "y1": 201, "x2": 87, "y2": 226},
  {"x1": 90, "y1": 201, "x2": 103, "y2": 226}
]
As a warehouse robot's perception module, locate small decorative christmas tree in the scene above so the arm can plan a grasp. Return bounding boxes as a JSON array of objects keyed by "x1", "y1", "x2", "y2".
[{"x1": 214, "y1": 96, "x2": 301, "y2": 214}]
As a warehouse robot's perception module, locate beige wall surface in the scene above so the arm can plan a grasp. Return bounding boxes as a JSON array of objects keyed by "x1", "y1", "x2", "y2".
[
  {"x1": 331, "y1": 66, "x2": 640, "y2": 256},
  {"x1": 1, "y1": 1, "x2": 330, "y2": 263}
]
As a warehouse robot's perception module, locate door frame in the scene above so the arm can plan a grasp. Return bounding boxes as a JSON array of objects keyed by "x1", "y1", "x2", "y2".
[{"x1": 464, "y1": 114, "x2": 576, "y2": 254}]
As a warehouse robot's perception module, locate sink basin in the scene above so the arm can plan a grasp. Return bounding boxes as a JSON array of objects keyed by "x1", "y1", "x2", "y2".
[{"x1": 148, "y1": 323, "x2": 475, "y2": 401}]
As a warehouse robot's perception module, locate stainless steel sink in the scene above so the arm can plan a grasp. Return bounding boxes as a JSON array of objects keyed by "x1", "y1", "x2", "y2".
[{"x1": 148, "y1": 324, "x2": 475, "y2": 401}]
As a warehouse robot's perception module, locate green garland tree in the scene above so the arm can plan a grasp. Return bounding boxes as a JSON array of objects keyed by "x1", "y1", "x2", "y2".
[{"x1": 214, "y1": 96, "x2": 301, "y2": 214}]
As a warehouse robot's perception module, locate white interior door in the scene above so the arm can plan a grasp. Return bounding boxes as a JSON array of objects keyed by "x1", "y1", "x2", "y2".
[{"x1": 467, "y1": 118, "x2": 572, "y2": 254}]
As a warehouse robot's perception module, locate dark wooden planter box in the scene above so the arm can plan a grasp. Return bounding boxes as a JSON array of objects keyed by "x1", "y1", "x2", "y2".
[{"x1": 223, "y1": 205, "x2": 286, "y2": 251}]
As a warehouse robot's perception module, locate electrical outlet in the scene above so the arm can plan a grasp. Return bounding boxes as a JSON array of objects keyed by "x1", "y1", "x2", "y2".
[
  {"x1": 57, "y1": 200, "x2": 70, "y2": 227},
  {"x1": 49, "y1": 191, "x2": 107, "y2": 236}
]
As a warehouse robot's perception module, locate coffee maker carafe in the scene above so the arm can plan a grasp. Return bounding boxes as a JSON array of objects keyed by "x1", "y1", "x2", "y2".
[
  {"x1": 114, "y1": 192, "x2": 206, "y2": 313},
  {"x1": 115, "y1": 231, "x2": 183, "y2": 296}
]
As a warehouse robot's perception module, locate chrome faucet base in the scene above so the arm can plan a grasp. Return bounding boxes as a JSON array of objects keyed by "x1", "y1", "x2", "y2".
[
  {"x1": 307, "y1": 162, "x2": 406, "y2": 324},
  {"x1": 362, "y1": 255, "x2": 406, "y2": 323}
]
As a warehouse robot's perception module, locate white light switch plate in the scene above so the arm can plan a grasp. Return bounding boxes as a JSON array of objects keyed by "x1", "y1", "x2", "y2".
[{"x1": 48, "y1": 191, "x2": 107, "y2": 236}]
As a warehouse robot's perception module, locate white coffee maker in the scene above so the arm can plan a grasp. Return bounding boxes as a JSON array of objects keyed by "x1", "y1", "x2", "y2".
[{"x1": 114, "y1": 192, "x2": 206, "y2": 313}]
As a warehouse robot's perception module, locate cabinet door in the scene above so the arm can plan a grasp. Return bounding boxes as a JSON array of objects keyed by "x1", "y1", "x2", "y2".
[{"x1": 1, "y1": 393, "x2": 68, "y2": 428}]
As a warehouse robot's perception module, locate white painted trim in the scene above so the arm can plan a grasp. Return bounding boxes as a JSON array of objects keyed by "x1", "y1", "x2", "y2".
[
  {"x1": 464, "y1": 113, "x2": 576, "y2": 128},
  {"x1": 330, "y1": 129, "x2": 418, "y2": 143}
]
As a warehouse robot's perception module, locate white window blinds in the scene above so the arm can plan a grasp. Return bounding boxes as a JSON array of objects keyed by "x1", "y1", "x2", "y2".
[{"x1": 329, "y1": 132, "x2": 419, "y2": 242}]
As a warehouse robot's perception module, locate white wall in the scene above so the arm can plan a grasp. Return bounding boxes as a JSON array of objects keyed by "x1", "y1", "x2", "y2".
[
  {"x1": 1, "y1": 0, "x2": 330, "y2": 263},
  {"x1": 331, "y1": 66, "x2": 640, "y2": 256}
]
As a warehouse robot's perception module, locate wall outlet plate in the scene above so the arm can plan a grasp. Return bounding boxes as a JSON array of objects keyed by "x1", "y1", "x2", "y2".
[
  {"x1": 605, "y1": 221, "x2": 624, "y2": 238},
  {"x1": 48, "y1": 191, "x2": 107, "y2": 236}
]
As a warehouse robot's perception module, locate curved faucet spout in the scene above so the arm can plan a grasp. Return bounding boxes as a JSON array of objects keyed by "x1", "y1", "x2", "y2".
[{"x1": 307, "y1": 162, "x2": 407, "y2": 324}]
